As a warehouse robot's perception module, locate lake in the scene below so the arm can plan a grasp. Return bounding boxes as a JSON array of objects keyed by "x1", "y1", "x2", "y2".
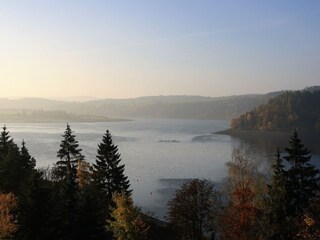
[{"x1": 2, "y1": 119, "x2": 320, "y2": 219}]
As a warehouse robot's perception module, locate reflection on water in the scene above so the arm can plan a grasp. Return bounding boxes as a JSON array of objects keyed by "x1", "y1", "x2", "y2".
[{"x1": 1, "y1": 119, "x2": 319, "y2": 220}]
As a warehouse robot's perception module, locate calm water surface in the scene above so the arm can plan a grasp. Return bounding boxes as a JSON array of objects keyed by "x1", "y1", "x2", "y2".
[{"x1": 3, "y1": 119, "x2": 320, "y2": 219}]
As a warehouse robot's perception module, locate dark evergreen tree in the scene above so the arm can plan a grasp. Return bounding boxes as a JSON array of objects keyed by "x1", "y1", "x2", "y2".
[
  {"x1": 75, "y1": 160, "x2": 108, "y2": 240},
  {"x1": 266, "y1": 148, "x2": 292, "y2": 240},
  {"x1": 283, "y1": 130, "x2": 319, "y2": 216},
  {"x1": 0, "y1": 125, "x2": 14, "y2": 160},
  {"x1": 56, "y1": 123, "x2": 84, "y2": 184},
  {"x1": 92, "y1": 130, "x2": 131, "y2": 239},
  {"x1": 17, "y1": 170, "x2": 56, "y2": 240},
  {"x1": 16, "y1": 140, "x2": 37, "y2": 195},
  {"x1": 0, "y1": 126, "x2": 29, "y2": 194},
  {"x1": 52, "y1": 124, "x2": 85, "y2": 240},
  {"x1": 167, "y1": 179, "x2": 219, "y2": 240},
  {"x1": 20, "y1": 140, "x2": 36, "y2": 172},
  {"x1": 0, "y1": 127, "x2": 54, "y2": 240},
  {"x1": 92, "y1": 130, "x2": 131, "y2": 199},
  {"x1": 0, "y1": 143, "x2": 23, "y2": 194},
  {"x1": 77, "y1": 181, "x2": 107, "y2": 240}
]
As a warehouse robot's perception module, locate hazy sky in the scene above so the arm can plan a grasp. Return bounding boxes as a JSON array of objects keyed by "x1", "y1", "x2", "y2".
[{"x1": 1, "y1": 1, "x2": 320, "y2": 99}]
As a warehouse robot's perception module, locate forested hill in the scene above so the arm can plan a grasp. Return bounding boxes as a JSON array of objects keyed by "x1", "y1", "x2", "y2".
[
  {"x1": 0, "y1": 92, "x2": 281, "y2": 121},
  {"x1": 231, "y1": 87, "x2": 320, "y2": 131}
]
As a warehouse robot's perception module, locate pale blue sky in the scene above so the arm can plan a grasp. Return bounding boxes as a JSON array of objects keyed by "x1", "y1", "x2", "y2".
[{"x1": 0, "y1": 1, "x2": 319, "y2": 98}]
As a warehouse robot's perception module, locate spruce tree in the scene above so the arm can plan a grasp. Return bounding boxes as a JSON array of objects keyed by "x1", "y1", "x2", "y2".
[
  {"x1": 20, "y1": 140, "x2": 36, "y2": 172},
  {"x1": 267, "y1": 148, "x2": 292, "y2": 239},
  {"x1": 0, "y1": 126, "x2": 25, "y2": 194},
  {"x1": 91, "y1": 130, "x2": 131, "y2": 239},
  {"x1": 0, "y1": 143, "x2": 22, "y2": 194},
  {"x1": 53, "y1": 124, "x2": 85, "y2": 240},
  {"x1": 17, "y1": 170, "x2": 55, "y2": 240},
  {"x1": 283, "y1": 130, "x2": 319, "y2": 216},
  {"x1": 0, "y1": 125, "x2": 13, "y2": 160},
  {"x1": 56, "y1": 123, "x2": 84, "y2": 184},
  {"x1": 92, "y1": 130, "x2": 131, "y2": 200}
]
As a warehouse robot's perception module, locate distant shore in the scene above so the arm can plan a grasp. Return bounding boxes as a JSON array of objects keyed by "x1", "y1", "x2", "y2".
[
  {"x1": 216, "y1": 128, "x2": 320, "y2": 154},
  {"x1": 216, "y1": 128, "x2": 291, "y2": 139},
  {"x1": 0, "y1": 116, "x2": 132, "y2": 123}
]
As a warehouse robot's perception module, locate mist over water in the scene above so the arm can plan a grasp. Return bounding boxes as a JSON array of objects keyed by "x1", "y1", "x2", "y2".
[{"x1": 3, "y1": 119, "x2": 320, "y2": 219}]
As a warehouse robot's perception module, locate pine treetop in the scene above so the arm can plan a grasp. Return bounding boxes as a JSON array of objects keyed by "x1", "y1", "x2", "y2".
[
  {"x1": 284, "y1": 130, "x2": 311, "y2": 164},
  {"x1": 55, "y1": 124, "x2": 84, "y2": 183},
  {"x1": 20, "y1": 139, "x2": 36, "y2": 170},
  {"x1": 283, "y1": 130, "x2": 319, "y2": 216},
  {"x1": 57, "y1": 124, "x2": 84, "y2": 163},
  {"x1": 0, "y1": 125, "x2": 14, "y2": 157},
  {"x1": 92, "y1": 130, "x2": 131, "y2": 198}
]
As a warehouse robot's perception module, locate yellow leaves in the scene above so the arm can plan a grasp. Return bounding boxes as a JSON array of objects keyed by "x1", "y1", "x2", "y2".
[
  {"x1": 0, "y1": 193, "x2": 18, "y2": 239},
  {"x1": 77, "y1": 160, "x2": 91, "y2": 189},
  {"x1": 107, "y1": 193, "x2": 149, "y2": 240}
]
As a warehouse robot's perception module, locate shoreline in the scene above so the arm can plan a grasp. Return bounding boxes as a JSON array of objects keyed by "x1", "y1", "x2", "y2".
[
  {"x1": 215, "y1": 128, "x2": 320, "y2": 154},
  {"x1": 0, "y1": 118, "x2": 132, "y2": 124},
  {"x1": 215, "y1": 128, "x2": 291, "y2": 138}
]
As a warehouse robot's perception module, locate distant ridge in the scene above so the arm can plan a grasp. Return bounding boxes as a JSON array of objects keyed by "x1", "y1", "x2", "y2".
[
  {"x1": 1, "y1": 88, "x2": 317, "y2": 121},
  {"x1": 67, "y1": 91, "x2": 284, "y2": 120},
  {"x1": 49, "y1": 96, "x2": 101, "y2": 102}
]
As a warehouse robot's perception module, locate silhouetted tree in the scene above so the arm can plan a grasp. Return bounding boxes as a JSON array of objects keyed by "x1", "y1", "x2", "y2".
[
  {"x1": 283, "y1": 130, "x2": 319, "y2": 216},
  {"x1": 0, "y1": 126, "x2": 18, "y2": 193},
  {"x1": 92, "y1": 130, "x2": 131, "y2": 200},
  {"x1": 92, "y1": 130, "x2": 131, "y2": 239},
  {"x1": 17, "y1": 170, "x2": 55, "y2": 240},
  {"x1": 0, "y1": 143, "x2": 25, "y2": 194},
  {"x1": 52, "y1": 124, "x2": 85, "y2": 240},
  {"x1": 75, "y1": 160, "x2": 108, "y2": 240},
  {"x1": 264, "y1": 132, "x2": 320, "y2": 239},
  {"x1": 56, "y1": 123, "x2": 85, "y2": 185},
  {"x1": 167, "y1": 179, "x2": 220, "y2": 240},
  {"x1": 0, "y1": 126, "x2": 13, "y2": 159},
  {"x1": 20, "y1": 140, "x2": 36, "y2": 172},
  {"x1": 265, "y1": 148, "x2": 292, "y2": 239}
]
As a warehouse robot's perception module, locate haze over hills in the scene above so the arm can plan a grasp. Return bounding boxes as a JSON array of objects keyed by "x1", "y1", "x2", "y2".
[
  {"x1": 49, "y1": 96, "x2": 102, "y2": 102},
  {"x1": 0, "y1": 91, "x2": 285, "y2": 121}
]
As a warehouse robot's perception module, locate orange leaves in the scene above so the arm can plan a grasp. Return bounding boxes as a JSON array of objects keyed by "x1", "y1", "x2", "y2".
[
  {"x1": 295, "y1": 214, "x2": 320, "y2": 240},
  {"x1": 220, "y1": 185, "x2": 260, "y2": 240},
  {"x1": 220, "y1": 148, "x2": 264, "y2": 240},
  {"x1": 0, "y1": 193, "x2": 18, "y2": 239}
]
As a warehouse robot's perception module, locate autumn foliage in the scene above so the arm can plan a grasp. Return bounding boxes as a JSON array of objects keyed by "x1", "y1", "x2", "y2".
[
  {"x1": 108, "y1": 193, "x2": 149, "y2": 240},
  {"x1": 220, "y1": 148, "x2": 264, "y2": 240},
  {"x1": 231, "y1": 90, "x2": 320, "y2": 131},
  {"x1": 0, "y1": 193, "x2": 17, "y2": 239}
]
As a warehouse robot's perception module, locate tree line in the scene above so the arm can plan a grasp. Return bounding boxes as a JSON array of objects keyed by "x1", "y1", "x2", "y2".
[
  {"x1": 0, "y1": 124, "x2": 148, "y2": 240},
  {"x1": 0, "y1": 124, "x2": 319, "y2": 239},
  {"x1": 231, "y1": 89, "x2": 320, "y2": 131},
  {"x1": 167, "y1": 130, "x2": 320, "y2": 239}
]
